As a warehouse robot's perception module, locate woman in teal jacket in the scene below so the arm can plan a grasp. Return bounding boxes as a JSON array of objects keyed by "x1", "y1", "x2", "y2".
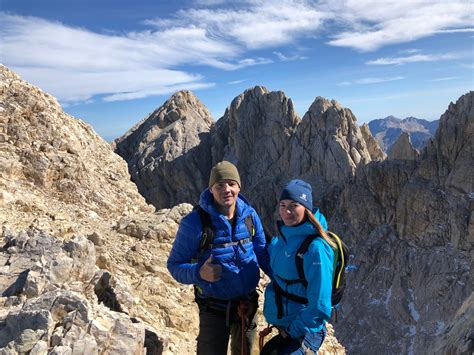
[{"x1": 262, "y1": 179, "x2": 335, "y2": 354}]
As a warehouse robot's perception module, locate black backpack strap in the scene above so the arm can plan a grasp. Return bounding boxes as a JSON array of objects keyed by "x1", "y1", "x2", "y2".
[
  {"x1": 243, "y1": 215, "x2": 255, "y2": 238},
  {"x1": 194, "y1": 206, "x2": 215, "y2": 252},
  {"x1": 273, "y1": 281, "x2": 308, "y2": 319},
  {"x1": 295, "y1": 234, "x2": 318, "y2": 288}
]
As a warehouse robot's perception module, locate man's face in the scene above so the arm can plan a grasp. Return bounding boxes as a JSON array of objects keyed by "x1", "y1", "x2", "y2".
[{"x1": 210, "y1": 179, "x2": 240, "y2": 209}]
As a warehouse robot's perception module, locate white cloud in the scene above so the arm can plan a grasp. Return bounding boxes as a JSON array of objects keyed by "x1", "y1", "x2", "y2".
[
  {"x1": 147, "y1": 1, "x2": 328, "y2": 49},
  {"x1": 366, "y1": 53, "x2": 458, "y2": 65},
  {"x1": 338, "y1": 76, "x2": 404, "y2": 86},
  {"x1": 0, "y1": 13, "x2": 264, "y2": 102},
  {"x1": 325, "y1": 1, "x2": 474, "y2": 51}
]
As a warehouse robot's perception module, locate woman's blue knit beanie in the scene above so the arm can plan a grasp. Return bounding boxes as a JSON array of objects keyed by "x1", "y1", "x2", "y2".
[{"x1": 279, "y1": 179, "x2": 313, "y2": 210}]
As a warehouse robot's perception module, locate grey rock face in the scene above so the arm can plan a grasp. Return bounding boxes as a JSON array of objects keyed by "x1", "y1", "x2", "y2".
[
  {"x1": 387, "y1": 131, "x2": 419, "y2": 160},
  {"x1": 333, "y1": 92, "x2": 473, "y2": 354},
  {"x1": 0, "y1": 229, "x2": 149, "y2": 354},
  {"x1": 419, "y1": 91, "x2": 474, "y2": 194},
  {"x1": 360, "y1": 123, "x2": 386, "y2": 161},
  {"x1": 294, "y1": 97, "x2": 372, "y2": 183},
  {"x1": 114, "y1": 90, "x2": 214, "y2": 208}
]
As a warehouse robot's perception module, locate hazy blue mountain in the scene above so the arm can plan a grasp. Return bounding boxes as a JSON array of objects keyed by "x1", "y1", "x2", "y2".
[{"x1": 368, "y1": 116, "x2": 439, "y2": 152}]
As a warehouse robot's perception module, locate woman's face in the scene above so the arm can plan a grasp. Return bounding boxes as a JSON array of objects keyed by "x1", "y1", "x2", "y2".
[{"x1": 279, "y1": 199, "x2": 306, "y2": 226}]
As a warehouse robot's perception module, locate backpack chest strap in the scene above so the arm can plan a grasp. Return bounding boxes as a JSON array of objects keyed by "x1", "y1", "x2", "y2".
[{"x1": 209, "y1": 236, "x2": 253, "y2": 252}]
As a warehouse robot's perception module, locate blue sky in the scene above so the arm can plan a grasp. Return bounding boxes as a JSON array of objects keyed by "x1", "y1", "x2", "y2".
[{"x1": 1, "y1": 0, "x2": 473, "y2": 141}]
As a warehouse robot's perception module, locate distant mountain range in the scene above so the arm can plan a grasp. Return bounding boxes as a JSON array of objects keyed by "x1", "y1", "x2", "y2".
[{"x1": 368, "y1": 115, "x2": 439, "y2": 152}]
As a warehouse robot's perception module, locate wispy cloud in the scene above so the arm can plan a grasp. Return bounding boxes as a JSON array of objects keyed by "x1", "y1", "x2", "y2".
[
  {"x1": 228, "y1": 79, "x2": 247, "y2": 85},
  {"x1": 325, "y1": 1, "x2": 473, "y2": 51},
  {"x1": 273, "y1": 51, "x2": 308, "y2": 61},
  {"x1": 399, "y1": 48, "x2": 420, "y2": 55},
  {"x1": 367, "y1": 53, "x2": 458, "y2": 65},
  {"x1": 0, "y1": 13, "x2": 263, "y2": 102},
  {"x1": 429, "y1": 77, "x2": 459, "y2": 82},
  {"x1": 338, "y1": 76, "x2": 404, "y2": 86},
  {"x1": 147, "y1": 2, "x2": 327, "y2": 49}
]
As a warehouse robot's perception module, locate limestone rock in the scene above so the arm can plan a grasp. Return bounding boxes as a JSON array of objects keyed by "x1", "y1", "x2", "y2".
[
  {"x1": 0, "y1": 229, "x2": 147, "y2": 354},
  {"x1": 360, "y1": 123, "x2": 386, "y2": 161},
  {"x1": 0, "y1": 64, "x2": 154, "y2": 236},
  {"x1": 4, "y1": 64, "x2": 472, "y2": 354},
  {"x1": 114, "y1": 90, "x2": 214, "y2": 208},
  {"x1": 387, "y1": 131, "x2": 419, "y2": 160}
]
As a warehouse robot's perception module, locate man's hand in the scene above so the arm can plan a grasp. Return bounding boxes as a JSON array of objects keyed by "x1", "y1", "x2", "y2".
[{"x1": 199, "y1": 255, "x2": 222, "y2": 282}]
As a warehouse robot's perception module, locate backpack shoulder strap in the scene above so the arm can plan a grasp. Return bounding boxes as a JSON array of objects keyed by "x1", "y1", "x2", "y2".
[
  {"x1": 295, "y1": 234, "x2": 318, "y2": 287},
  {"x1": 243, "y1": 215, "x2": 255, "y2": 238},
  {"x1": 194, "y1": 206, "x2": 215, "y2": 252},
  {"x1": 327, "y1": 231, "x2": 348, "y2": 289}
]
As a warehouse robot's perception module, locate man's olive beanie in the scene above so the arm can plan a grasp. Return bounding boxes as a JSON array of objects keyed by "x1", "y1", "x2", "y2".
[{"x1": 209, "y1": 161, "x2": 241, "y2": 188}]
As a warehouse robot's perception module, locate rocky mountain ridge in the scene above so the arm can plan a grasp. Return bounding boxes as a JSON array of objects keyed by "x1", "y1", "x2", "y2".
[
  {"x1": 115, "y1": 86, "x2": 380, "y2": 229},
  {"x1": 368, "y1": 115, "x2": 439, "y2": 152}
]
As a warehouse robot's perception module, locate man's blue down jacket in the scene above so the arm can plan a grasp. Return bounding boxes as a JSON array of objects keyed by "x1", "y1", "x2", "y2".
[
  {"x1": 167, "y1": 189, "x2": 271, "y2": 300},
  {"x1": 263, "y1": 211, "x2": 334, "y2": 338}
]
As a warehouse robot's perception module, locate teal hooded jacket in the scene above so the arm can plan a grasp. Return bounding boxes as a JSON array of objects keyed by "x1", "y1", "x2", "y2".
[{"x1": 263, "y1": 210, "x2": 334, "y2": 338}]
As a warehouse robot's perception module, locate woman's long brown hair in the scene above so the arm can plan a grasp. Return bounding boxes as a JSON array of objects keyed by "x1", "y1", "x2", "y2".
[{"x1": 305, "y1": 209, "x2": 336, "y2": 249}]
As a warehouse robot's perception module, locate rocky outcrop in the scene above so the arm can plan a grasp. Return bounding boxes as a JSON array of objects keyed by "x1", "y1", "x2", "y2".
[
  {"x1": 418, "y1": 91, "x2": 474, "y2": 195},
  {"x1": 114, "y1": 90, "x2": 214, "y2": 208},
  {"x1": 387, "y1": 131, "x2": 419, "y2": 160},
  {"x1": 360, "y1": 123, "x2": 386, "y2": 161},
  {"x1": 0, "y1": 229, "x2": 150, "y2": 353},
  {"x1": 293, "y1": 97, "x2": 372, "y2": 183},
  {"x1": 0, "y1": 65, "x2": 154, "y2": 235},
  {"x1": 333, "y1": 92, "x2": 473, "y2": 354}
]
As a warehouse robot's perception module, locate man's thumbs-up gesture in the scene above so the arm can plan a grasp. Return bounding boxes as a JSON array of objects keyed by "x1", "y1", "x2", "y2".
[{"x1": 199, "y1": 255, "x2": 222, "y2": 282}]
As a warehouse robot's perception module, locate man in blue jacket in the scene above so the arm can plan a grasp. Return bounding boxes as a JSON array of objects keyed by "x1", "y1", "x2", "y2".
[{"x1": 167, "y1": 161, "x2": 271, "y2": 354}]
